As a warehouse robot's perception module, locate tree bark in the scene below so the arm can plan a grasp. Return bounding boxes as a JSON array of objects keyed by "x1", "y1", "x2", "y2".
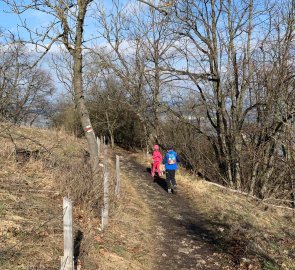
[{"x1": 72, "y1": 2, "x2": 99, "y2": 173}]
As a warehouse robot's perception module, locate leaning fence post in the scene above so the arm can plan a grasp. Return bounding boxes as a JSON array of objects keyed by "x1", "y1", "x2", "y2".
[
  {"x1": 61, "y1": 197, "x2": 73, "y2": 270},
  {"x1": 101, "y1": 143, "x2": 109, "y2": 230},
  {"x1": 115, "y1": 155, "x2": 120, "y2": 196}
]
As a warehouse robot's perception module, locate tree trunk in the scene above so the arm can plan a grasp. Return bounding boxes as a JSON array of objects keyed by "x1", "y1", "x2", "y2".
[
  {"x1": 72, "y1": 2, "x2": 99, "y2": 173},
  {"x1": 105, "y1": 111, "x2": 115, "y2": 148},
  {"x1": 110, "y1": 133, "x2": 115, "y2": 149},
  {"x1": 249, "y1": 160, "x2": 259, "y2": 196},
  {"x1": 260, "y1": 142, "x2": 276, "y2": 198},
  {"x1": 290, "y1": 176, "x2": 295, "y2": 208}
]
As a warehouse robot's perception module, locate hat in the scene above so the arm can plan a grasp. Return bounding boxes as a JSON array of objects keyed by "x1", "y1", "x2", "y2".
[{"x1": 153, "y1": 145, "x2": 159, "y2": 150}]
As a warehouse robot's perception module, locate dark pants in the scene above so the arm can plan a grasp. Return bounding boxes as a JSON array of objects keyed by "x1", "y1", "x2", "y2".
[{"x1": 166, "y1": 169, "x2": 176, "y2": 189}]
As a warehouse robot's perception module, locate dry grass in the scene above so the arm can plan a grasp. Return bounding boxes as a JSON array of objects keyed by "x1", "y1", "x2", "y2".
[
  {"x1": 5, "y1": 123, "x2": 293, "y2": 269},
  {"x1": 176, "y1": 167, "x2": 295, "y2": 270},
  {"x1": 0, "y1": 126, "x2": 65, "y2": 269},
  {"x1": 88, "y1": 170, "x2": 154, "y2": 270},
  {"x1": 0, "y1": 123, "x2": 154, "y2": 270}
]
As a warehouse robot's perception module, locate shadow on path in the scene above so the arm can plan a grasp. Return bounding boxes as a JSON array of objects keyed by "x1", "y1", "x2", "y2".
[
  {"x1": 146, "y1": 167, "x2": 168, "y2": 192},
  {"x1": 153, "y1": 175, "x2": 167, "y2": 192},
  {"x1": 125, "y1": 154, "x2": 282, "y2": 270}
]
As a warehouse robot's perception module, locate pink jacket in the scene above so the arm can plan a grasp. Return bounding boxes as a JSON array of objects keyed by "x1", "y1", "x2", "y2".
[{"x1": 152, "y1": 150, "x2": 162, "y2": 163}]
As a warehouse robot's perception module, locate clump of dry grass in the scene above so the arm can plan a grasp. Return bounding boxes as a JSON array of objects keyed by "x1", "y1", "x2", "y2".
[
  {"x1": 51, "y1": 146, "x2": 154, "y2": 270},
  {"x1": 56, "y1": 159, "x2": 103, "y2": 213}
]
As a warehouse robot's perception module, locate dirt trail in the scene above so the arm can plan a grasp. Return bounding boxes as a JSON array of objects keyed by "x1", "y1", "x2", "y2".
[{"x1": 120, "y1": 153, "x2": 236, "y2": 270}]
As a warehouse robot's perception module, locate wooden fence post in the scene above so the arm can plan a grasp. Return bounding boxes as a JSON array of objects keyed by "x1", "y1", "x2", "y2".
[
  {"x1": 61, "y1": 198, "x2": 73, "y2": 270},
  {"x1": 101, "y1": 143, "x2": 109, "y2": 230},
  {"x1": 115, "y1": 155, "x2": 120, "y2": 196}
]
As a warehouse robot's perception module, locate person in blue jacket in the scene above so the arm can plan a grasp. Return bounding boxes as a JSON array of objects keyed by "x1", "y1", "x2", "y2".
[{"x1": 162, "y1": 145, "x2": 180, "y2": 193}]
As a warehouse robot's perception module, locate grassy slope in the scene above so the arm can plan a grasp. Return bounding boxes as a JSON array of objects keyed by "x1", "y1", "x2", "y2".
[
  {"x1": 0, "y1": 125, "x2": 66, "y2": 269},
  {"x1": 0, "y1": 124, "x2": 154, "y2": 270},
  {"x1": 177, "y1": 167, "x2": 295, "y2": 270}
]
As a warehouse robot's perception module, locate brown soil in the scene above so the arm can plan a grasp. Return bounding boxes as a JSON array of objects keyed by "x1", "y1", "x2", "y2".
[{"x1": 121, "y1": 153, "x2": 236, "y2": 270}]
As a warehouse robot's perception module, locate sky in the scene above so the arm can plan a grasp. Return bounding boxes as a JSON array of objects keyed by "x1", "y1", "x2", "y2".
[
  {"x1": 0, "y1": 0, "x2": 122, "y2": 95},
  {"x1": 0, "y1": 0, "x2": 142, "y2": 58},
  {"x1": 0, "y1": 0, "x2": 280, "y2": 98},
  {"x1": 1, "y1": 2, "x2": 87, "y2": 41},
  {"x1": 0, "y1": 0, "x2": 133, "y2": 38},
  {"x1": 0, "y1": 2, "x2": 54, "y2": 34},
  {"x1": 0, "y1": 0, "x2": 150, "y2": 108}
]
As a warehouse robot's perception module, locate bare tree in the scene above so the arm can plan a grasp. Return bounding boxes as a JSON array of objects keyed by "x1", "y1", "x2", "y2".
[
  {"x1": 131, "y1": 4, "x2": 179, "y2": 143},
  {"x1": 90, "y1": 1, "x2": 150, "y2": 147},
  {"x1": 243, "y1": 0, "x2": 295, "y2": 198},
  {"x1": 151, "y1": 0, "x2": 260, "y2": 189},
  {"x1": 139, "y1": 0, "x2": 295, "y2": 199},
  {"x1": 0, "y1": 39, "x2": 54, "y2": 125},
  {"x1": 3, "y1": 0, "x2": 100, "y2": 172},
  {"x1": 91, "y1": 1, "x2": 180, "y2": 148},
  {"x1": 87, "y1": 76, "x2": 128, "y2": 149}
]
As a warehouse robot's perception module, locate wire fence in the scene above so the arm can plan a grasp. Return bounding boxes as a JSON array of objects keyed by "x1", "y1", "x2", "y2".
[{"x1": 0, "y1": 136, "x2": 121, "y2": 269}]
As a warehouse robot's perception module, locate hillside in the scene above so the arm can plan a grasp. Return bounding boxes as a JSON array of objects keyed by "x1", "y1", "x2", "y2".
[
  {"x1": 0, "y1": 124, "x2": 153, "y2": 269},
  {"x1": 0, "y1": 124, "x2": 294, "y2": 270}
]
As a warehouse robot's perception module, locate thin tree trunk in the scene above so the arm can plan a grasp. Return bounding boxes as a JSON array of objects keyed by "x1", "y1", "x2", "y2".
[
  {"x1": 249, "y1": 160, "x2": 259, "y2": 196},
  {"x1": 235, "y1": 138, "x2": 242, "y2": 190},
  {"x1": 260, "y1": 142, "x2": 276, "y2": 198},
  {"x1": 105, "y1": 111, "x2": 115, "y2": 148},
  {"x1": 72, "y1": 2, "x2": 99, "y2": 173},
  {"x1": 290, "y1": 176, "x2": 295, "y2": 208}
]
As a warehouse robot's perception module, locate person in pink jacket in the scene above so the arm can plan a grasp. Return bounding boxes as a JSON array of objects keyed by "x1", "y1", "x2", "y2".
[{"x1": 151, "y1": 145, "x2": 162, "y2": 177}]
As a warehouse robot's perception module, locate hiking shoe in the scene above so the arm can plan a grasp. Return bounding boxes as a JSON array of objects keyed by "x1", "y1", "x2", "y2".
[{"x1": 167, "y1": 188, "x2": 172, "y2": 194}]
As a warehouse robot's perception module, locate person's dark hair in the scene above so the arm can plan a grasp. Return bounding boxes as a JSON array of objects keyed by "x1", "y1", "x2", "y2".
[{"x1": 167, "y1": 145, "x2": 173, "y2": 150}]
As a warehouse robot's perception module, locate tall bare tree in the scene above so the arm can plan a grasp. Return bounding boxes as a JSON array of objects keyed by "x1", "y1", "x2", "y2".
[
  {"x1": 244, "y1": 0, "x2": 295, "y2": 197},
  {"x1": 139, "y1": 0, "x2": 295, "y2": 198},
  {"x1": 91, "y1": 1, "x2": 180, "y2": 147},
  {"x1": 153, "y1": 0, "x2": 260, "y2": 189},
  {"x1": 3, "y1": 0, "x2": 99, "y2": 172}
]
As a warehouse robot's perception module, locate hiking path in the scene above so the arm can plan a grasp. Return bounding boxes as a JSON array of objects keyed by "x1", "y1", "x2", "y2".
[{"x1": 119, "y1": 152, "x2": 237, "y2": 270}]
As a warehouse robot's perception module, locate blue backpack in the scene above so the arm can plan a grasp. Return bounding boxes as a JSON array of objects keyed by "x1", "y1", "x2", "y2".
[
  {"x1": 165, "y1": 151, "x2": 178, "y2": 170},
  {"x1": 167, "y1": 153, "x2": 176, "y2": 165}
]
